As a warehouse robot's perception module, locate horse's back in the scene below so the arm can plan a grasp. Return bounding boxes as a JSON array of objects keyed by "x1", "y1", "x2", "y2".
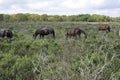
[
  {"x1": 99, "y1": 25, "x2": 109, "y2": 30},
  {"x1": 42, "y1": 27, "x2": 54, "y2": 34},
  {"x1": 67, "y1": 28, "x2": 75, "y2": 35},
  {"x1": 67, "y1": 28, "x2": 80, "y2": 35},
  {"x1": 47, "y1": 28, "x2": 54, "y2": 32},
  {"x1": 99, "y1": 25, "x2": 111, "y2": 32}
]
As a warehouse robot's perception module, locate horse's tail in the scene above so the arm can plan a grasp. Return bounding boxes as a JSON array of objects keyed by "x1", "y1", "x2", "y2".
[
  {"x1": 107, "y1": 26, "x2": 111, "y2": 32},
  {"x1": 99, "y1": 27, "x2": 101, "y2": 30},
  {"x1": 53, "y1": 30, "x2": 55, "y2": 39},
  {"x1": 81, "y1": 30, "x2": 87, "y2": 38}
]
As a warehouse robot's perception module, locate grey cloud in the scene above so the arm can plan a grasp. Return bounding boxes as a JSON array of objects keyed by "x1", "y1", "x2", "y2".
[
  {"x1": 0, "y1": 0, "x2": 28, "y2": 9},
  {"x1": 92, "y1": 0, "x2": 120, "y2": 9},
  {"x1": 0, "y1": 0, "x2": 120, "y2": 17},
  {"x1": 105, "y1": 0, "x2": 120, "y2": 9}
]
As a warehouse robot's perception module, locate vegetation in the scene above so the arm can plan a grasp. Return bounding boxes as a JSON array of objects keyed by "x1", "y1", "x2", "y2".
[
  {"x1": 0, "y1": 21, "x2": 120, "y2": 80},
  {"x1": 0, "y1": 13, "x2": 120, "y2": 22}
]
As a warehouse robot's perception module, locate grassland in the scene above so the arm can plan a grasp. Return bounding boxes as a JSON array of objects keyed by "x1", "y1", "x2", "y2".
[{"x1": 0, "y1": 21, "x2": 120, "y2": 80}]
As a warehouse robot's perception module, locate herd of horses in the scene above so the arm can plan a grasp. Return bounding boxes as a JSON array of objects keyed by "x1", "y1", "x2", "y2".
[{"x1": 0, "y1": 25, "x2": 111, "y2": 41}]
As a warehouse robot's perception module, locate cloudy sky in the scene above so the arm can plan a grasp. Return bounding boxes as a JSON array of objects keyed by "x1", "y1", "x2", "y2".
[{"x1": 0, "y1": 0, "x2": 120, "y2": 17}]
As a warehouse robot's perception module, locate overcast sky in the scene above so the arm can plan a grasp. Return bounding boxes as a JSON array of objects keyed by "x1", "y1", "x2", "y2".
[{"x1": 0, "y1": 0, "x2": 120, "y2": 17}]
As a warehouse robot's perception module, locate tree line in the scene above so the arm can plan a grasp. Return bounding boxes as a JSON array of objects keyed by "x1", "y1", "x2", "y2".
[{"x1": 0, "y1": 13, "x2": 120, "y2": 22}]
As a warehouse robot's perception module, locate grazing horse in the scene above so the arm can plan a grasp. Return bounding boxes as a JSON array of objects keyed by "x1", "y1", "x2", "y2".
[
  {"x1": 99, "y1": 25, "x2": 111, "y2": 32},
  {"x1": 65, "y1": 27, "x2": 87, "y2": 39},
  {"x1": 0, "y1": 29, "x2": 13, "y2": 41},
  {"x1": 33, "y1": 27, "x2": 55, "y2": 39}
]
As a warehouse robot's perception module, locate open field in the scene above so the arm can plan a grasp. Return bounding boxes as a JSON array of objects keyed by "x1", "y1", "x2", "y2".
[{"x1": 0, "y1": 21, "x2": 120, "y2": 80}]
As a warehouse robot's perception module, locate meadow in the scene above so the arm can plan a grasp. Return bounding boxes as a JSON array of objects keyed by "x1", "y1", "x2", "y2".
[{"x1": 0, "y1": 21, "x2": 120, "y2": 80}]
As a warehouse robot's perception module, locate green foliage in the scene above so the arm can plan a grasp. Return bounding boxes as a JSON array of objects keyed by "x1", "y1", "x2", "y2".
[
  {"x1": 0, "y1": 22, "x2": 120, "y2": 80},
  {"x1": 1, "y1": 13, "x2": 120, "y2": 22},
  {"x1": 0, "y1": 14, "x2": 3, "y2": 21},
  {"x1": 40, "y1": 14, "x2": 48, "y2": 21},
  {"x1": 13, "y1": 56, "x2": 34, "y2": 80},
  {"x1": 28, "y1": 14, "x2": 41, "y2": 21},
  {"x1": 0, "y1": 53, "x2": 19, "y2": 80},
  {"x1": 3, "y1": 14, "x2": 11, "y2": 22}
]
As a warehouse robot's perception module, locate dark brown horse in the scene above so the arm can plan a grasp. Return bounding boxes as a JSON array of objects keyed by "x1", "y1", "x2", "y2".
[
  {"x1": 99, "y1": 25, "x2": 111, "y2": 32},
  {"x1": 0, "y1": 29, "x2": 13, "y2": 41},
  {"x1": 33, "y1": 27, "x2": 55, "y2": 39},
  {"x1": 65, "y1": 27, "x2": 87, "y2": 39}
]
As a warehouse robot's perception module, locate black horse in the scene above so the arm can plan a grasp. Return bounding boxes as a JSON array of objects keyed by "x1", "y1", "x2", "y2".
[
  {"x1": 33, "y1": 27, "x2": 55, "y2": 39},
  {"x1": 65, "y1": 27, "x2": 87, "y2": 39},
  {"x1": 0, "y1": 29, "x2": 13, "y2": 41}
]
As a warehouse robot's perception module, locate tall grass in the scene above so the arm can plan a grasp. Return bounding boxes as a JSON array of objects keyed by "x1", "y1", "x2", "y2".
[{"x1": 0, "y1": 21, "x2": 120, "y2": 80}]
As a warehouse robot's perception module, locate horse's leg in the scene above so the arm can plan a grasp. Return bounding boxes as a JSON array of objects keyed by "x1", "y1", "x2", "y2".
[
  {"x1": 7, "y1": 38, "x2": 12, "y2": 42},
  {"x1": 75, "y1": 34, "x2": 77, "y2": 39},
  {"x1": 39, "y1": 34, "x2": 42, "y2": 39},
  {"x1": 81, "y1": 30, "x2": 87, "y2": 38},
  {"x1": 78, "y1": 33, "x2": 81, "y2": 39},
  {"x1": 107, "y1": 28, "x2": 110, "y2": 32},
  {"x1": 0, "y1": 37, "x2": 4, "y2": 41},
  {"x1": 106, "y1": 29, "x2": 109, "y2": 33},
  {"x1": 41, "y1": 35, "x2": 44, "y2": 39},
  {"x1": 68, "y1": 35, "x2": 70, "y2": 39},
  {"x1": 65, "y1": 33, "x2": 69, "y2": 39},
  {"x1": 52, "y1": 32, "x2": 55, "y2": 39},
  {"x1": 70, "y1": 35, "x2": 72, "y2": 39},
  {"x1": 0, "y1": 37, "x2": 2, "y2": 41},
  {"x1": 67, "y1": 35, "x2": 70, "y2": 39},
  {"x1": 65, "y1": 36, "x2": 68, "y2": 39}
]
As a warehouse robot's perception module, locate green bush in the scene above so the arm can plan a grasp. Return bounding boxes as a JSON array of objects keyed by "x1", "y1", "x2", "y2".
[{"x1": 0, "y1": 22, "x2": 120, "y2": 80}]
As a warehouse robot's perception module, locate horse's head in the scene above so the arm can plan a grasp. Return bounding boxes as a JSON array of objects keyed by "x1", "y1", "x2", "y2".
[
  {"x1": 0, "y1": 29, "x2": 6, "y2": 37},
  {"x1": 80, "y1": 29, "x2": 87, "y2": 39},
  {"x1": 65, "y1": 33, "x2": 68, "y2": 39},
  {"x1": 85, "y1": 34, "x2": 87, "y2": 38},
  {"x1": 33, "y1": 33, "x2": 37, "y2": 39}
]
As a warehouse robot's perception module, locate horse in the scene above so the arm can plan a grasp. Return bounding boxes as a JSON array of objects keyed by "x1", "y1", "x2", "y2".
[
  {"x1": 99, "y1": 25, "x2": 111, "y2": 32},
  {"x1": 0, "y1": 29, "x2": 13, "y2": 41},
  {"x1": 65, "y1": 27, "x2": 87, "y2": 39},
  {"x1": 33, "y1": 27, "x2": 55, "y2": 39}
]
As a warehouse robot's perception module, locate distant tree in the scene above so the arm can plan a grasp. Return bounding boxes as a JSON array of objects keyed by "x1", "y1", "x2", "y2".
[
  {"x1": 54, "y1": 15, "x2": 63, "y2": 21},
  {"x1": 116, "y1": 17, "x2": 120, "y2": 22},
  {"x1": 77, "y1": 14, "x2": 91, "y2": 21},
  {"x1": 15, "y1": 13, "x2": 28, "y2": 21},
  {"x1": 61, "y1": 15, "x2": 68, "y2": 21},
  {"x1": 9, "y1": 14, "x2": 17, "y2": 21},
  {"x1": 67, "y1": 15, "x2": 77, "y2": 21},
  {"x1": 40, "y1": 14, "x2": 48, "y2": 21},
  {"x1": 47, "y1": 16, "x2": 55, "y2": 21},
  {"x1": 0, "y1": 13, "x2": 120, "y2": 22},
  {"x1": 0, "y1": 14, "x2": 3, "y2": 21},
  {"x1": 28, "y1": 14, "x2": 40, "y2": 21},
  {"x1": 8, "y1": 14, "x2": 28, "y2": 21},
  {"x1": 3, "y1": 14, "x2": 10, "y2": 22}
]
